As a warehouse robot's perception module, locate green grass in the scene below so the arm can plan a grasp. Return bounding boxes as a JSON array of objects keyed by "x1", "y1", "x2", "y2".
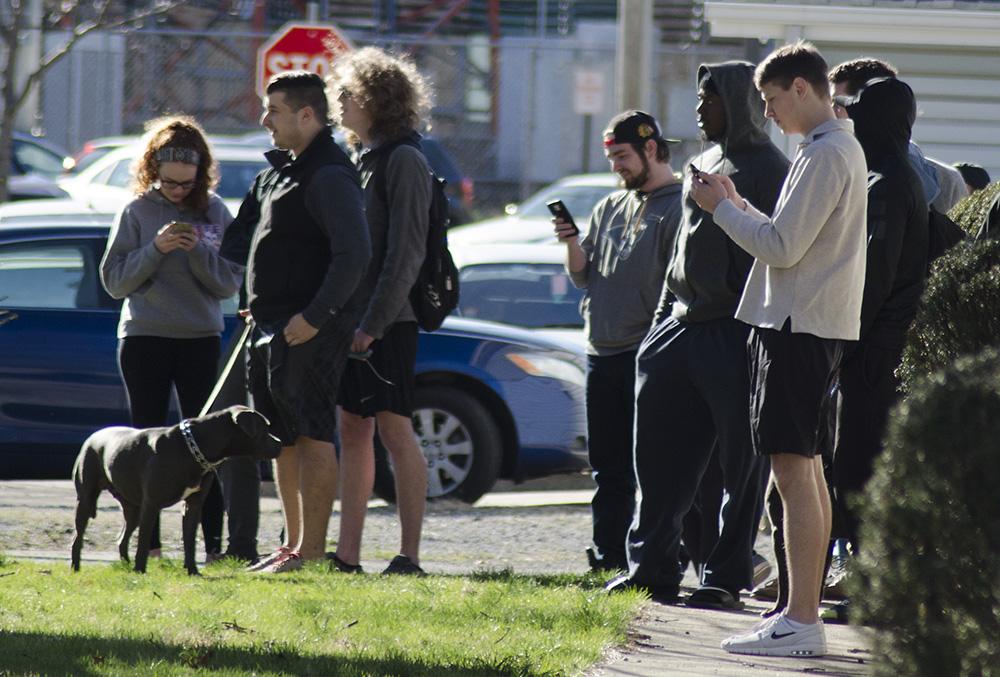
[{"x1": 0, "y1": 557, "x2": 641, "y2": 676}]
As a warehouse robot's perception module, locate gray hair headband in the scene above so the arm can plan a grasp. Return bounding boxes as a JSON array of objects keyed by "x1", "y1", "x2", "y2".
[{"x1": 156, "y1": 147, "x2": 201, "y2": 165}]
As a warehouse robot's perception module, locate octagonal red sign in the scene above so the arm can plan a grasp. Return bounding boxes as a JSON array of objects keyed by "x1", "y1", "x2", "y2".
[{"x1": 256, "y1": 23, "x2": 354, "y2": 96}]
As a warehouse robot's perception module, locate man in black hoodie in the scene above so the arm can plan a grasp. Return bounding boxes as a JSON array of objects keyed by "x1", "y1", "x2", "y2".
[
  {"x1": 606, "y1": 61, "x2": 789, "y2": 607},
  {"x1": 832, "y1": 77, "x2": 929, "y2": 553}
]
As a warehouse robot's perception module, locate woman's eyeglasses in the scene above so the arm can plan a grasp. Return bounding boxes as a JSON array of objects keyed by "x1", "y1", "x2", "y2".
[{"x1": 160, "y1": 178, "x2": 196, "y2": 190}]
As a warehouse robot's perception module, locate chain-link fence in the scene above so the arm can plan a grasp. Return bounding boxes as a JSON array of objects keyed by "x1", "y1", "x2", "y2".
[{"x1": 38, "y1": 19, "x2": 747, "y2": 219}]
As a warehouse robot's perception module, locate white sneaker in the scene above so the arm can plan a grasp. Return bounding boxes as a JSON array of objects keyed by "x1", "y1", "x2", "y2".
[{"x1": 721, "y1": 612, "x2": 827, "y2": 657}]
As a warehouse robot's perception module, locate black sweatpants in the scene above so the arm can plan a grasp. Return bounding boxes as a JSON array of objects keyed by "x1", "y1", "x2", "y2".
[
  {"x1": 832, "y1": 339, "x2": 903, "y2": 551},
  {"x1": 119, "y1": 335, "x2": 223, "y2": 555},
  {"x1": 586, "y1": 350, "x2": 638, "y2": 569},
  {"x1": 626, "y1": 317, "x2": 766, "y2": 594}
]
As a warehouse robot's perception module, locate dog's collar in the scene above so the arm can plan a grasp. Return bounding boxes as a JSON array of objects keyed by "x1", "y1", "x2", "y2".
[{"x1": 179, "y1": 419, "x2": 220, "y2": 472}]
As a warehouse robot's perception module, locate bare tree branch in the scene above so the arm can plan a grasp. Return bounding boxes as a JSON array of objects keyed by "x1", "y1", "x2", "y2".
[{"x1": 12, "y1": 0, "x2": 184, "y2": 113}]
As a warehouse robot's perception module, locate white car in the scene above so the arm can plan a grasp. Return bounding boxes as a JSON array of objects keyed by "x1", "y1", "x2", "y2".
[
  {"x1": 451, "y1": 242, "x2": 585, "y2": 348},
  {"x1": 448, "y1": 173, "x2": 619, "y2": 246},
  {"x1": 58, "y1": 143, "x2": 270, "y2": 215}
]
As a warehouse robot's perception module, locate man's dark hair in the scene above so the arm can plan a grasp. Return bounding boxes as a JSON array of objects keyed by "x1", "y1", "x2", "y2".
[
  {"x1": 754, "y1": 41, "x2": 830, "y2": 99},
  {"x1": 828, "y1": 58, "x2": 898, "y2": 96},
  {"x1": 266, "y1": 71, "x2": 330, "y2": 123},
  {"x1": 632, "y1": 138, "x2": 671, "y2": 164}
]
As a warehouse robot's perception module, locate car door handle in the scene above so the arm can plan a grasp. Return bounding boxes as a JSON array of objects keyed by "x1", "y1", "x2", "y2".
[{"x1": 0, "y1": 310, "x2": 18, "y2": 327}]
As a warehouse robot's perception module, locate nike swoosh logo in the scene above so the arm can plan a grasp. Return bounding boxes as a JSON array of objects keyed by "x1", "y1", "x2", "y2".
[{"x1": 771, "y1": 631, "x2": 796, "y2": 639}]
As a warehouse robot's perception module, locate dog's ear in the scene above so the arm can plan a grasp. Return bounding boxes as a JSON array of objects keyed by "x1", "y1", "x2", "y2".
[{"x1": 232, "y1": 408, "x2": 270, "y2": 438}]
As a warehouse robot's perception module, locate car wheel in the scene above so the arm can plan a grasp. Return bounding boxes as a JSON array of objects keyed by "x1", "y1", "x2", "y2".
[{"x1": 372, "y1": 385, "x2": 503, "y2": 504}]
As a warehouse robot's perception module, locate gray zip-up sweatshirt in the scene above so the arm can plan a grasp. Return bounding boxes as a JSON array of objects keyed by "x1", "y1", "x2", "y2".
[
  {"x1": 569, "y1": 182, "x2": 683, "y2": 355},
  {"x1": 100, "y1": 189, "x2": 243, "y2": 339},
  {"x1": 350, "y1": 134, "x2": 432, "y2": 339}
]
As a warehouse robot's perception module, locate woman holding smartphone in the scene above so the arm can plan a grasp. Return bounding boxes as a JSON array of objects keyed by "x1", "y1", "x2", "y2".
[{"x1": 100, "y1": 115, "x2": 242, "y2": 560}]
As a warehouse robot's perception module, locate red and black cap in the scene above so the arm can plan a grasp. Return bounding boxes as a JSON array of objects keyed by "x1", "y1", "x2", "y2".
[{"x1": 603, "y1": 110, "x2": 681, "y2": 148}]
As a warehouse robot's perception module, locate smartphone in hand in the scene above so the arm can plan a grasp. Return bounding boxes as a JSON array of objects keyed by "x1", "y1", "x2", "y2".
[
  {"x1": 688, "y1": 163, "x2": 704, "y2": 182},
  {"x1": 546, "y1": 200, "x2": 579, "y2": 236},
  {"x1": 169, "y1": 221, "x2": 194, "y2": 234}
]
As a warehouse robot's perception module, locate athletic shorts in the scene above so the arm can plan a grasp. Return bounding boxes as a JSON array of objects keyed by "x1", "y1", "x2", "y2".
[
  {"x1": 747, "y1": 320, "x2": 844, "y2": 458},
  {"x1": 338, "y1": 321, "x2": 418, "y2": 418},
  {"x1": 247, "y1": 315, "x2": 354, "y2": 446}
]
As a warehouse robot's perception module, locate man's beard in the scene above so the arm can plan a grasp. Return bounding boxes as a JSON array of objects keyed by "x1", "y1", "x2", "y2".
[{"x1": 622, "y1": 152, "x2": 651, "y2": 190}]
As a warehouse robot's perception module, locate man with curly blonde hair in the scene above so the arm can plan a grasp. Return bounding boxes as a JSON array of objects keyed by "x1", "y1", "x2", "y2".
[{"x1": 328, "y1": 47, "x2": 434, "y2": 576}]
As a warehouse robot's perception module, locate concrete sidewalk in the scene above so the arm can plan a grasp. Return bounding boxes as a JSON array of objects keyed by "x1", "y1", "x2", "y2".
[{"x1": 589, "y1": 596, "x2": 872, "y2": 676}]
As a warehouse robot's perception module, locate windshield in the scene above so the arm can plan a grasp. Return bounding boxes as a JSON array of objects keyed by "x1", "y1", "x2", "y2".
[
  {"x1": 516, "y1": 182, "x2": 618, "y2": 220},
  {"x1": 217, "y1": 161, "x2": 268, "y2": 199},
  {"x1": 457, "y1": 263, "x2": 584, "y2": 329}
]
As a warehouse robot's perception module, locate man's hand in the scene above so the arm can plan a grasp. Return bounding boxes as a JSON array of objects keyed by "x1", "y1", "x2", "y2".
[
  {"x1": 690, "y1": 173, "x2": 733, "y2": 214},
  {"x1": 351, "y1": 329, "x2": 375, "y2": 354},
  {"x1": 553, "y1": 217, "x2": 579, "y2": 242},
  {"x1": 283, "y1": 313, "x2": 318, "y2": 346}
]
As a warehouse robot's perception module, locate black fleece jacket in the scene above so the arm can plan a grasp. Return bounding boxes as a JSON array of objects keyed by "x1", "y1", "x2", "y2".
[
  {"x1": 845, "y1": 77, "x2": 929, "y2": 347},
  {"x1": 220, "y1": 128, "x2": 371, "y2": 327},
  {"x1": 663, "y1": 60, "x2": 790, "y2": 323}
]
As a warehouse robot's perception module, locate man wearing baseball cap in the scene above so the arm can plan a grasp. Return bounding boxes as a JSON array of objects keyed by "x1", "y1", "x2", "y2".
[{"x1": 554, "y1": 110, "x2": 683, "y2": 576}]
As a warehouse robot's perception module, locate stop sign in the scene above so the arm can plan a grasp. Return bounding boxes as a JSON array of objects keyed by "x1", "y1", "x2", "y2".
[{"x1": 256, "y1": 23, "x2": 353, "y2": 96}]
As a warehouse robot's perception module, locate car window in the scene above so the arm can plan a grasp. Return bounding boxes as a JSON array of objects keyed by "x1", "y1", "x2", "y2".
[
  {"x1": 457, "y1": 263, "x2": 584, "y2": 328},
  {"x1": 0, "y1": 241, "x2": 104, "y2": 309},
  {"x1": 217, "y1": 160, "x2": 267, "y2": 199},
  {"x1": 107, "y1": 160, "x2": 134, "y2": 188},
  {"x1": 13, "y1": 140, "x2": 65, "y2": 178},
  {"x1": 517, "y1": 184, "x2": 618, "y2": 220}
]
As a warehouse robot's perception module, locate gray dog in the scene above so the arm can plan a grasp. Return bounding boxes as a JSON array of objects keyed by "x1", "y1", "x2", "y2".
[{"x1": 71, "y1": 405, "x2": 282, "y2": 575}]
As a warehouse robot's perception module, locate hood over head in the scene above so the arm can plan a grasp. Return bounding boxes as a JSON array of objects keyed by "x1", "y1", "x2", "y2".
[
  {"x1": 837, "y1": 76, "x2": 915, "y2": 167},
  {"x1": 696, "y1": 61, "x2": 771, "y2": 151}
]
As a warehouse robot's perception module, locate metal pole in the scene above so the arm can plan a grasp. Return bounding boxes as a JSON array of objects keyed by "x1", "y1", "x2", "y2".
[
  {"x1": 616, "y1": 0, "x2": 653, "y2": 111},
  {"x1": 581, "y1": 114, "x2": 592, "y2": 173},
  {"x1": 306, "y1": 2, "x2": 319, "y2": 22}
]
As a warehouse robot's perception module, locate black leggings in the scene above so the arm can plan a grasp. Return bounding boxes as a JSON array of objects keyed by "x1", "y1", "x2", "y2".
[{"x1": 119, "y1": 335, "x2": 223, "y2": 554}]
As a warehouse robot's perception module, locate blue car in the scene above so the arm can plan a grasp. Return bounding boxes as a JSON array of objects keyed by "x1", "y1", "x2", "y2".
[{"x1": 0, "y1": 216, "x2": 588, "y2": 502}]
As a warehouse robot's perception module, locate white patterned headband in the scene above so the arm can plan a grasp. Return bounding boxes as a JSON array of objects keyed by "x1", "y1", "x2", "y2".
[{"x1": 155, "y1": 147, "x2": 201, "y2": 165}]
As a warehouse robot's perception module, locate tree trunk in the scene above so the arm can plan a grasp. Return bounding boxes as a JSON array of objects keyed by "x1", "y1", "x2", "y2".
[{"x1": 0, "y1": 25, "x2": 21, "y2": 204}]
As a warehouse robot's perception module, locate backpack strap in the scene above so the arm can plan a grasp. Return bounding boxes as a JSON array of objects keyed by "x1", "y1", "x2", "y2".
[{"x1": 373, "y1": 136, "x2": 422, "y2": 207}]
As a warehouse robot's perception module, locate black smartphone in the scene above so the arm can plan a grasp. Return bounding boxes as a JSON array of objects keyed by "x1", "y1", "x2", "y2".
[
  {"x1": 688, "y1": 163, "x2": 703, "y2": 181},
  {"x1": 546, "y1": 199, "x2": 579, "y2": 236}
]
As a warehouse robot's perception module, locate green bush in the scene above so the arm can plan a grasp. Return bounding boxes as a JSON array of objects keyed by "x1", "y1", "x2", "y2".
[
  {"x1": 851, "y1": 349, "x2": 1000, "y2": 676},
  {"x1": 949, "y1": 181, "x2": 1000, "y2": 238},
  {"x1": 898, "y1": 239, "x2": 1000, "y2": 391}
]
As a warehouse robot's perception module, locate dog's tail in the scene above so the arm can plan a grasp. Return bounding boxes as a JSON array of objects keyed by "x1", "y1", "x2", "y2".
[{"x1": 72, "y1": 446, "x2": 102, "y2": 519}]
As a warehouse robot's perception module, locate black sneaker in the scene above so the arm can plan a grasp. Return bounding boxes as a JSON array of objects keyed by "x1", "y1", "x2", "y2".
[
  {"x1": 382, "y1": 554, "x2": 426, "y2": 576},
  {"x1": 325, "y1": 552, "x2": 364, "y2": 574}
]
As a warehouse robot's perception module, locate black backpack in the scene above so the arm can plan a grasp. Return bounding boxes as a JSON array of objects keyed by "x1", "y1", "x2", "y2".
[
  {"x1": 927, "y1": 207, "x2": 967, "y2": 271},
  {"x1": 373, "y1": 137, "x2": 459, "y2": 332}
]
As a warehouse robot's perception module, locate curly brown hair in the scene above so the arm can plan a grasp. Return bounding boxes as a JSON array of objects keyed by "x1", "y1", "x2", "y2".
[
  {"x1": 131, "y1": 115, "x2": 218, "y2": 215},
  {"x1": 329, "y1": 47, "x2": 431, "y2": 146}
]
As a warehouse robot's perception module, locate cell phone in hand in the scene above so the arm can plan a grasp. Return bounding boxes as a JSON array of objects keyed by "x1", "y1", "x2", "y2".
[
  {"x1": 169, "y1": 221, "x2": 194, "y2": 234},
  {"x1": 688, "y1": 163, "x2": 704, "y2": 182},
  {"x1": 546, "y1": 200, "x2": 579, "y2": 236}
]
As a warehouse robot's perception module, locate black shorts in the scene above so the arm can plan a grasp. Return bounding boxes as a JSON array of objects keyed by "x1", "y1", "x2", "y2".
[
  {"x1": 247, "y1": 316, "x2": 354, "y2": 446},
  {"x1": 339, "y1": 322, "x2": 418, "y2": 418},
  {"x1": 747, "y1": 320, "x2": 844, "y2": 458}
]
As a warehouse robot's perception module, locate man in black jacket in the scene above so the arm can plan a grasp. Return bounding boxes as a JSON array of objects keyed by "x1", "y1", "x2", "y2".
[
  {"x1": 607, "y1": 61, "x2": 788, "y2": 607},
  {"x1": 832, "y1": 77, "x2": 929, "y2": 552},
  {"x1": 220, "y1": 71, "x2": 371, "y2": 573}
]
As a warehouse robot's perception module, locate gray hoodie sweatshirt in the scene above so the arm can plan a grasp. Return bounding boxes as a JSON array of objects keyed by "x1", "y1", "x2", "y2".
[
  {"x1": 570, "y1": 182, "x2": 684, "y2": 356},
  {"x1": 100, "y1": 189, "x2": 243, "y2": 339}
]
